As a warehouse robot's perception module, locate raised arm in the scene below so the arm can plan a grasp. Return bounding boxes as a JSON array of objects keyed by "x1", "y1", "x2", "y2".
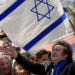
[
  {"x1": 0, "y1": 43, "x2": 18, "y2": 58},
  {"x1": 0, "y1": 43, "x2": 45, "y2": 75}
]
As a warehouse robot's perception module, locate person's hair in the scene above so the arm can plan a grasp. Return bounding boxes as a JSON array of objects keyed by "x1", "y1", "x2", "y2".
[
  {"x1": 29, "y1": 56, "x2": 34, "y2": 61},
  {"x1": 52, "y1": 40, "x2": 73, "y2": 63},
  {"x1": 48, "y1": 51, "x2": 52, "y2": 61},
  {"x1": 34, "y1": 49, "x2": 49, "y2": 61},
  {"x1": 14, "y1": 54, "x2": 30, "y2": 75},
  {"x1": 0, "y1": 29, "x2": 11, "y2": 42},
  {"x1": 0, "y1": 53, "x2": 14, "y2": 75},
  {"x1": 13, "y1": 46, "x2": 20, "y2": 52},
  {"x1": 14, "y1": 61, "x2": 30, "y2": 75},
  {"x1": 13, "y1": 54, "x2": 28, "y2": 68}
]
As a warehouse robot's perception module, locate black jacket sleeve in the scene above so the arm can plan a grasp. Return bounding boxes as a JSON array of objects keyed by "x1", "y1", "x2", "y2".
[{"x1": 15, "y1": 54, "x2": 46, "y2": 75}]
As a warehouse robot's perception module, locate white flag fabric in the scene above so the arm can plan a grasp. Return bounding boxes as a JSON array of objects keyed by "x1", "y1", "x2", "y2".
[
  {"x1": 0, "y1": 0, "x2": 70, "y2": 54},
  {"x1": 60, "y1": 0, "x2": 71, "y2": 20}
]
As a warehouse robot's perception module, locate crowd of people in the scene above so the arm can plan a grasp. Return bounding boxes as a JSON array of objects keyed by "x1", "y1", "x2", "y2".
[
  {"x1": 0, "y1": 29, "x2": 51, "y2": 75},
  {"x1": 0, "y1": 29, "x2": 75, "y2": 75}
]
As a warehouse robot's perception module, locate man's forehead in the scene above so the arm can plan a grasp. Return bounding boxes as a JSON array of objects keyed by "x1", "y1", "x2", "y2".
[{"x1": 54, "y1": 45, "x2": 64, "y2": 49}]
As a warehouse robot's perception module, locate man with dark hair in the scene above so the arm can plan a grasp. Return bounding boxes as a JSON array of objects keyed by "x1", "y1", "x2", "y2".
[
  {"x1": 1, "y1": 40, "x2": 75, "y2": 75},
  {"x1": 52, "y1": 40, "x2": 73, "y2": 63}
]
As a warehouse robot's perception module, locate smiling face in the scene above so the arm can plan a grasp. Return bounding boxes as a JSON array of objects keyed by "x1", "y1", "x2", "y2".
[
  {"x1": 0, "y1": 57, "x2": 11, "y2": 75},
  {"x1": 0, "y1": 30, "x2": 12, "y2": 75},
  {"x1": 51, "y1": 45, "x2": 68, "y2": 65}
]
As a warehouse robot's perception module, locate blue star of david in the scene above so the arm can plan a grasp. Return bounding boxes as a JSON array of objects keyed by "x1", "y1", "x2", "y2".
[{"x1": 31, "y1": 0, "x2": 54, "y2": 21}]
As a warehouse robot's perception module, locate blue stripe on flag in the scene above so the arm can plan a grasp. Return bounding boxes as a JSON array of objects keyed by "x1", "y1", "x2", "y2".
[
  {"x1": 23, "y1": 13, "x2": 66, "y2": 51},
  {"x1": 63, "y1": 7, "x2": 67, "y2": 12},
  {"x1": 0, "y1": 0, "x2": 25, "y2": 21}
]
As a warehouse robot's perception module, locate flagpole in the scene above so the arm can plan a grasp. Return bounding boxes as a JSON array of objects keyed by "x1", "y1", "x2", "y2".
[
  {"x1": 69, "y1": 20, "x2": 75, "y2": 32},
  {"x1": 69, "y1": 20, "x2": 75, "y2": 37}
]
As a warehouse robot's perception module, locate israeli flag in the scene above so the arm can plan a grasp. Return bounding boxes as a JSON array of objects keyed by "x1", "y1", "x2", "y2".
[
  {"x1": 60, "y1": 0, "x2": 70, "y2": 20},
  {"x1": 0, "y1": 0, "x2": 70, "y2": 54}
]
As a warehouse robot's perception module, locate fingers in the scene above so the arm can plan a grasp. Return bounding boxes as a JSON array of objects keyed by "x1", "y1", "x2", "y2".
[
  {"x1": 9, "y1": 43, "x2": 13, "y2": 48},
  {"x1": 0, "y1": 45, "x2": 11, "y2": 56},
  {"x1": 3, "y1": 43, "x2": 11, "y2": 48},
  {"x1": 0, "y1": 46, "x2": 6, "y2": 55},
  {"x1": 4, "y1": 44, "x2": 9, "y2": 48},
  {"x1": 0, "y1": 43, "x2": 18, "y2": 57},
  {"x1": 0, "y1": 46, "x2": 6, "y2": 53},
  {"x1": 0, "y1": 43, "x2": 11, "y2": 52},
  {"x1": 0, "y1": 49, "x2": 3, "y2": 52}
]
